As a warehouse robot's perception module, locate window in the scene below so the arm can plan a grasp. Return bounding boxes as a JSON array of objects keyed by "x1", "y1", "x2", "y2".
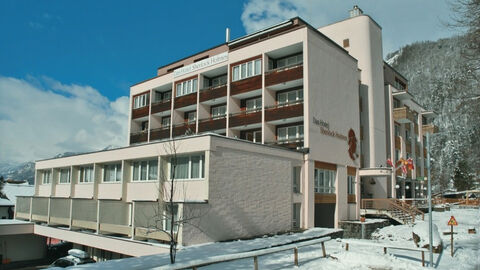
[
  {"x1": 211, "y1": 104, "x2": 227, "y2": 118},
  {"x1": 141, "y1": 121, "x2": 148, "y2": 131},
  {"x1": 277, "y1": 125, "x2": 304, "y2": 141},
  {"x1": 59, "y1": 168, "x2": 71, "y2": 184},
  {"x1": 394, "y1": 123, "x2": 400, "y2": 137},
  {"x1": 154, "y1": 90, "x2": 171, "y2": 103},
  {"x1": 347, "y1": 175, "x2": 356, "y2": 195},
  {"x1": 170, "y1": 154, "x2": 205, "y2": 180},
  {"x1": 314, "y1": 169, "x2": 335, "y2": 193},
  {"x1": 405, "y1": 129, "x2": 411, "y2": 141},
  {"x1": 79, "y1": 166, "x2": 94, "y2": 183},
  {"x1": 343, "y1": 39, "x2": 350, "y2": 48},
  {"x1": 163, "y1": 204, "x2": 179, "y2": 232},
  {"x1": 185, "y1": 111, "x2": 196, "y2": 123},
  {"x1": 293, "y1": 167, "x2": 301, "y2": 193},
  {"x1": 204, "y1": 74, "x2": 227, "y2": 89},
  {"x1": 133, "y1": 93, "x2": 149, "y2": 109},
  {"x1": 232, "y1": 59, "x2": 261, "y2": 82},
  {"x1": 244, "y1": 130, "x2": 261, "y2": 143},
  {"x1": 393, "y1": 98, "x2": 400, "y2": 109},
  {"x1": 176, "y1": 78, "x2": 198, "y2": 97},
  {"x1": 132, "y1": 159, "x2": 158, "y2": 181},
  {"x1": 103, "y1": 163, "x2": 122, "y2": 182},
  {"x1": 277, "y1": 89, "x2": 303, "y2": 105},
  {"x1": 42, "y1": 170, "x2": 52, "y2": 184},
  {"x1": 161, "y1": 116, "x2": 171, "y2": 128},
  {"x1": 275, "y1": 53, "x2": 302, "y2": 69},
  {"x1": 292, "y1": 203, "x2": 300, "y2": 229},
  {"x1": 245, "y1": 97, "x2": 262, "y2": 112},
  {"x1": 395, "y1": 150, "x2": 400, "y2": 161}
]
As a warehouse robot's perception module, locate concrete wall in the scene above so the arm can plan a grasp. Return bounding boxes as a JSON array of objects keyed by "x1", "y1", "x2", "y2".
[{"x1": 0, "y1": 234, "x2": 46, "y2": 263}]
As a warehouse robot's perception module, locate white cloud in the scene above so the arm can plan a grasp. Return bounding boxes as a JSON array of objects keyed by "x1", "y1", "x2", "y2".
[
  {"x1": 241, "y1": 0, "x2": 458, "y2": 55},
  {"x1": 0, "y1": 76, "x2": 129, "y2": 163}
]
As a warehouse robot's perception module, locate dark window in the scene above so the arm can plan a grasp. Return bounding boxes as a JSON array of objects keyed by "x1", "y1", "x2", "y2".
[{"x1": 343, "y1": 39, "x2": 350, "y2": 48}]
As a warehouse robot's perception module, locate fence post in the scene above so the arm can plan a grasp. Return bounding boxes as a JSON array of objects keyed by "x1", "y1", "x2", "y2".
[
  {"x1": 345, "y1": 243, "x2": 349, "y2": 251},
  {"x1": 421, "y1": 251, "x2": 425, "y2": 267},
  {"x1": 383, "y1": 247, "x2": 387, "y2": 254},
  {"x1": 253, "y1": 256, "x2": 258, "y2": 270},
  {"x1": 293, "y1": 248, "x2": 298, "y2": 266},
  {"x1": 321, "y1": 242, "x2": 326, "y2": 257}
]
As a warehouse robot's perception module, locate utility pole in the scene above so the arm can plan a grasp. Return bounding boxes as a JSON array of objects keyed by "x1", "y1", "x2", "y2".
[{"x1": 426, "y1": 132, "x2": 433, "y2": 267}]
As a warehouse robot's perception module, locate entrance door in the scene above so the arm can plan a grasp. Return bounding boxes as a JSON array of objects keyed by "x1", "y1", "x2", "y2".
[{"x1": 314, "y1": 203, "x2": 335, "y2": 228}]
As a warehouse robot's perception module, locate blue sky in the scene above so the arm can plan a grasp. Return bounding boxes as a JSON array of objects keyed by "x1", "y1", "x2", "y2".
[{"x1": 0, "y1": 0, "x2": 460, "y2": 163}]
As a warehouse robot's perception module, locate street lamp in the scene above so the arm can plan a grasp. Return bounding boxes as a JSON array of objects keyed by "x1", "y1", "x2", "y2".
[{"x1": 426, "y1": 132, "x2": 433, "y2": 267}]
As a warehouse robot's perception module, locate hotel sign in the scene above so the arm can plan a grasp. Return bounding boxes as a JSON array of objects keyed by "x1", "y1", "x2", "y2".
[
  {"x1": 313, "y1": 117, "x2": 358, "y2": 161},
  {"x1": 173, "y1": 52, "x2": 229, "y2": 78}
]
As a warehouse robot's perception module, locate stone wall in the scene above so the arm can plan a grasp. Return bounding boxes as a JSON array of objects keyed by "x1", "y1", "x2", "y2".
[{"x1": 339, "y1": 219, "x2": 390, "y2": 239}]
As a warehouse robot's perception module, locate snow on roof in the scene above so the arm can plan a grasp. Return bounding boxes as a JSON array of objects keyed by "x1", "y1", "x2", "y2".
[
  {"x1": 0, "y1": 198, "x2": 14, "y2": 206},
  {"x1": 2, "y1": 183, "x2": 34, "y2": 205}
]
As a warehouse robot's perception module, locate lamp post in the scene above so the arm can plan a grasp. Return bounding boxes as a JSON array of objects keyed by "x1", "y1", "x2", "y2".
[{"x1": 426, "y1": 132, "x2": 433, "y2": 267}]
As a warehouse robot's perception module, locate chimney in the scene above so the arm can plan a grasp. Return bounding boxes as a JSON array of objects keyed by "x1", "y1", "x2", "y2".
[
  {"x1": 349, "y1": 5, "x2": 363, "y2": 18},
  {"x1": 225, "y1": 28, "x2": 230, "y2": 43}
]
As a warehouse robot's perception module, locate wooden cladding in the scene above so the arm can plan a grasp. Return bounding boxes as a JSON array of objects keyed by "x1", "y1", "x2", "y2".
[
  {"x1": 230, "y1": 75, "x2": 262, "y2": 96},
  {"x1": 415, "y1": 144, "x2": 420, "y2": 156},
  {"x1": 347, "y1": 166, "x2": 356, "y2": 176},
  {"x1": 406, "y1": 143, "x2": 412, "y2": 153},
  {"x1": 229, "y1": 111, "x2": 262, "y2": 127},
  {"x1": 348, "y1": 194, "x2": 356, "y2": 204},
  {"x1": 393, "y1": 107, "x2": 415, "y2": 124},
  {"x1": 132, "y1": 106, "x2": 149, "y2": 119},
  {"x1": 395, "y1": 136, "x2": 401, "y2": 150},
  {"x1": 199, "y1": 85, "x2": 227, "y2": 102},
  {"x1": 198, "y1": 118, "x2": 226, "y2": 132},
  {"x1": 422, "y1": 124, "x2": 439, "y2": 134},
  {"x1": 315, "y1": 193, "x2": 336, "y2": 204},
  {"x1": 130, "y1": 132, "x2": 148, "y2": 144},
  {"x1": 265, "y1": 64, "x2": 303, "y2": 87},
  {"x1": 173, "y1": 123, "x2": 196, "y2": 137},
  {"x1": 423, "y1": 147, "x2": 427, "y2": 157},
  {"x1": 174, "y1": 92, "x2": 197, "y2": 109},
  {"x1": 265, "y1": 103, "x2": 303, "y2": 122},
  {"x1": 315, "y1": 161, "x2": 336, "y2": 171},
  {"x1": 414, "y1": 123, "x2": 419, "y2": 135},
  {"x1": 150, "y1": 128, "x2": 170, "y2": 141},
  {"x1": 151, "y1": 101, "x2": 171, "y2": 114}
]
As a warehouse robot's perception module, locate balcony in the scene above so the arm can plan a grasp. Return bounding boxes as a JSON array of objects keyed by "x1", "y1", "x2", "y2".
[
  {"x1": 230, "y1": 75, "x2": 262, "y2": 97},
  {"x1": 422, "y1": 124, "x2": 439, "y2": 134},
  {"x1": 151, "y1": 99, "x2": 171, "y2": 114},
  {"x1": 174, "y1": 93, "x2": 197, "y2": 109},
  {"x1": 265, "y1": 101, "x2": 303, "y2": 122},
  {"x1": 150, "y1": 127, "x2": 170, "y2": 141},
  {"x1": 265, "y1": 63, "x2": 303, "y2": 87},
  {"x1": 199, "y1": 85, "x2": 227, "y2": 103},
  {"x1": 393, "y1": 107, "x2": 415, "y2": 123},
  {"x1": 268, "y1": 138, "x2": 304, "y2": 150},
  {"x1": 198, "y1": 117, "x2": 226, "y2": 133},
  {"x1": 229, "y1": 110, "x2": 262, "y2": 128},
  {"x1": 132, "y1": 106, "x2": 149, "y2": 119},
  {"x1": 173, "y1": 122, "x2": 196, "y2": 137},
  {"x1": 130, "y1": 131, "x2": 148, "y2": 144}
]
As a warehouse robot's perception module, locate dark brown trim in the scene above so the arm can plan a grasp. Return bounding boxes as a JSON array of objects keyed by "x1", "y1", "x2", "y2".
[
  {"x1": 315, "y1": 161, "x2": 336, "y2": 171},
  {"x1": 347, "y1": 166, "x2": 356, "y2": 176},
  {"x1": 315, "y1": 193, "x2": 336, "y2": 204},
  {"x1": 348, "y1": 194, "x2": 356, "y2": 204}
]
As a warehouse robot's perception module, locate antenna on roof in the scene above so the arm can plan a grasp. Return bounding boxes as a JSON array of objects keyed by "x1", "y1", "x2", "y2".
[{"x1": 225, "y1": 28, "x2": 230, "y2": 43}]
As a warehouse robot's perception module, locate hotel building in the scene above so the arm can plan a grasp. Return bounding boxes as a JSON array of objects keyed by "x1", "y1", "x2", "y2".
[{"x1": 12, "y1": 6, "x2": 436, "y2": 259}]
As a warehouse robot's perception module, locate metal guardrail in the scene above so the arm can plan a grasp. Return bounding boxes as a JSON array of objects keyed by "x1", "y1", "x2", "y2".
[{"x1": 153, "y1": 236, "x2": 331, "y2": 270}]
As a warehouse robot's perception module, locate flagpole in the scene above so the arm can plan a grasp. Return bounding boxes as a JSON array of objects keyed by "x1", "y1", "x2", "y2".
[{"x1": 426, "y1": 132, "x2": 433, "y2": 267}]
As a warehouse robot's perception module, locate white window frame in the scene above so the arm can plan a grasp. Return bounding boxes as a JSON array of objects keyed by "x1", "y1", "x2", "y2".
[
  {"x1": 176, "y1": 78, "x2": 198, "y2": 97},
  {"x1": 162, "y1": 204, "x2": 179, "y2": 233},
  {"x1": 277, "y1": 89, "x2": 303, "y2": 105},
  {"x1": 277, "y1": 125, "x2": 304, "y2": 142},
  {"x1": 79, "y1": 166, "x2": 94, "y2": 183},
  {"x1": 58, "y1": 168, "x2": 71, "y2": 184},
  {"x1": 232, "y1": 59, "x2": 262, "y2": 82},
  {"x1": 42, "y1": 170, "x2": 52, "y2": 184},
  {"x1": 102, "y1": 163, "x2": 122, "y2": 183},
  {"x1": 347, "y1": 175, "x2": 356, "y2": 195},
  {"x1": 245, "y1": 97, "x2": 262, "y2": 112},
  {"x1": 314, "y1": 168, "x2": 336, "y2": 194},
  {"x1": 293, "y1": 167, "x2": 301, "y2": 193},
  {"x1": 211, "y1": 105, "x2": 227, "y2": 119},
  {"x1": 276, "y1": 53, "x2": 303, "y2": 70},
  {"x1": 133, "y1": 93, "x2": 149, "y2": 109},
  {"x1": 169, "y1": 154, "x2": 205, "y2": 181},
  {"x1": 131, "y1": 159, "x2": 158, "y2": 182}
]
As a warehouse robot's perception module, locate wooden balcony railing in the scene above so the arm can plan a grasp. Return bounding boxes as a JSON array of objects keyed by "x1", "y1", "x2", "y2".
[
  {"x1": 174, "y1": 92, "x2": 197, "y2": 109},
  {"x1": 130, "y1": 131, "x2": 148, "y2": 144},
  {"x1": 198, "y1": 117, "x2": 226, "y2": 132},
  {"x1": 422, "y1": 124, "x2": 438, "y2": 134},
  {"x1": 265, "y1": 63, "x2": 303, "y2": 87},
  {"x1": 151, "y1": 99, "x2": 171, "y2": 114},
  {"x1": 132, "y1": 106, "x2": 149, "y2": 119},
  {"x1": 267, "y1": 138, "x2": 304, "y2": 150},
  {"x1": 150, "y1": 127, "x2": 170, "y2": 141},
  {"x1": 395, "y1": 136, "x2": 401, "y2": 150},
  {"x1": 199, "y1": 84, "x2": 227, "y2": 102},
  {"x1": 265, "y1": 101, "x2": 303, "y2": 122},
  {"x1": 230, "y1": 75, "x2": 262, "y2": 96},
  {"x1": 173, "y1": 122, "x2": 196, "y2": 137},
  {"x1": 393, "y1": 107, "x2": 415, "y2": 124},
  {"x1": 229, "y1": 110, "x2": 262, "y2": 127}
]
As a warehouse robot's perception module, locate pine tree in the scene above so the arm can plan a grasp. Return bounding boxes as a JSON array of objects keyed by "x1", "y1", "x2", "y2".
[{"x1": 453, "y1": 160, "x2": 474, "y2": 191}]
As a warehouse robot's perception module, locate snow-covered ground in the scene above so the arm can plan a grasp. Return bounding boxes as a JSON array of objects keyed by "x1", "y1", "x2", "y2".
[{"x1": 68, "y1": 206, "x2": 479, "y2": 269}]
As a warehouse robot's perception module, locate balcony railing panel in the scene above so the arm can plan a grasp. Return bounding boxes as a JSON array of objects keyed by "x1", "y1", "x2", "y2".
[
  {"x1": 50, "y1": 198, "x2": 70, "y2": 225},
  {"x1": 174, "y1": 93, "x2": 197, "y2": 109},
  {"x1": 230, "y1": 75, "x2": 262, "y2": 96},
  {"x1": 422, "y1": 124, "x2": 438, "y2": 134},
  {"x1": 229, "y1": 110, "x2": 262, "y2": 127},
  {"x1": 15, "y1": 196, "x2": 31, "y2": 220},
  {"x1": 267, "y1": 139, "x2": 304, "y2": 150},
  {"x1": 130, "y1": 131, "x2": 148, "y2": 144},
  {"x1": 173, "y1": 123, "x2": 196, "y2": 137},
  {"x1": 265, "y1": 63, "x2": 303, "y2": 87},
  {"x1": 393, "y1": 107, "x2": 415, "y2": 123},
  {"x1": 132, "y1": 106, "x2": 149, "y2": 119},
  {"x1": 150, "y1": 128, "x2": 170, "y2": 141},
  {"x1": 151, "y1": 100, "x2": 171, "y2": 114},
  {"x1": 99, "y1": 200, "x2": 131, "y2": 236},
  {"x1": 133, "y1": 201, "x2": 171, "y2": 241},
  {"x1": 72, "y1": 199, "x2": 97, "y2": 230},
  {"x1": 265, "y1": 102, "x2": 303, "y2": 122},
  {"x1": 198, "y1": 117, "x2": 226, "y2": 132},
  {"x1": 199, "y1": 85, "x2": 227, "y2": 102},
  {"x1": 31, "y1": 197, "x2": 48, "y2": 222}
]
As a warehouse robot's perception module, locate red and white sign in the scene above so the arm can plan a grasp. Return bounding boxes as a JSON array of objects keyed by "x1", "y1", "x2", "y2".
[{"x1": 447, "y1": 216, "x2": 458, "y2": 226}]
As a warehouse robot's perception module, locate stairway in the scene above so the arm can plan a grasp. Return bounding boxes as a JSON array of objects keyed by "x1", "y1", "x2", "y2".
[{"x1": 361, "y1": 199, "x2": 425, "y2": 225}]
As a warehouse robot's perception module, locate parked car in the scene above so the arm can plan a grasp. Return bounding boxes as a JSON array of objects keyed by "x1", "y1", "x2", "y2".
[{"x1": 48, "y1": 249, "x2": 95, "y2": 268}]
